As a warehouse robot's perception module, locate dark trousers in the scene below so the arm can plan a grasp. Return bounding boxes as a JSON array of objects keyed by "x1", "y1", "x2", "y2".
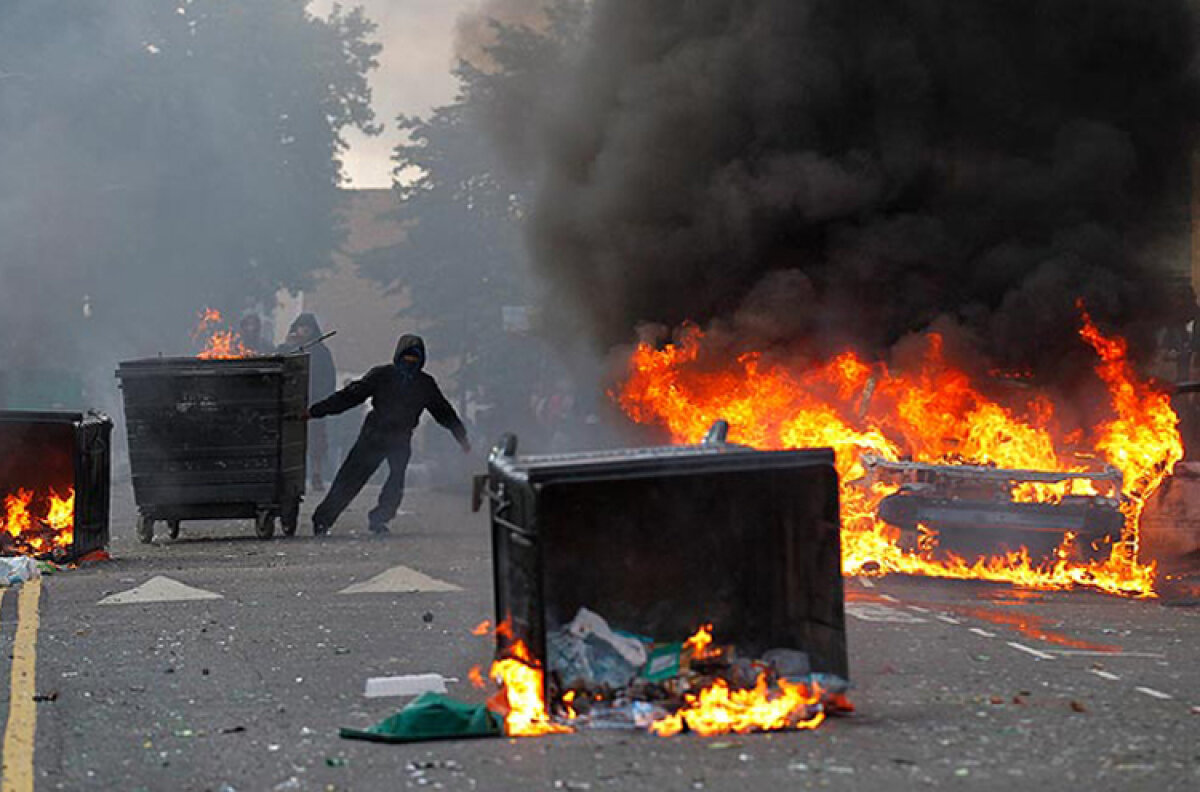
[{"x1": 312, "y1": 429, "x2": 412, "y2": 529}]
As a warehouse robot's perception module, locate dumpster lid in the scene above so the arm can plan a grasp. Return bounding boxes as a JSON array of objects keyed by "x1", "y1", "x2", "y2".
[
  {"x1": 490, "y1": 421, "x2": 834, "y2": 484},
  {"x1": 116, "y1": 356, "x2": 297, "y2": 378},
  {"x1": 0, "y1": 409, "x2": 107, "y2": 426}
]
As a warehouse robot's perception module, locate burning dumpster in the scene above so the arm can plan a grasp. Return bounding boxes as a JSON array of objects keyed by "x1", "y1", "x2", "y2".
[
  {"x1": 116, "y1": 355, "x2": 308, "y2": 542},
  {"x1": 474, "y1": 423, "x2": 848, "y2": 734},
  {"x1": 0, "y1": 410, "x2": 112, "y2": 560}
]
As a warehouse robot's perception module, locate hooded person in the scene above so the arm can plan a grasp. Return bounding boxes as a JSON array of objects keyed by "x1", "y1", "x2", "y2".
[
  {"x1": 306, "y1": 334, "x2": 470, "y2": 535},
  {"x1": 237, "y1": 314, "x2": 273, "y2": 356},
  {"x1": 281, "y1": 313, "x2": 337, "y2": 490}
]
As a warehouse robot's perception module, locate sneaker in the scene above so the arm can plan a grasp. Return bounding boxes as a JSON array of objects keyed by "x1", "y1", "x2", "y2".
[
  {"x1": 368, "y1": 522, "x2": 390, "y2": 536},
  {"x1": 313, "y1": 521, "x2": 330, "y2": 537}
]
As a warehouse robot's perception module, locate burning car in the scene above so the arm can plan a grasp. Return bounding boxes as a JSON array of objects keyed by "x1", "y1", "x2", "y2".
[
  {"x1": 862, "y1": 456, "x2": 1125, "y2": 562},
  {"x1": 617, "y1": 306, "x2": 1179, "y2": 597}
]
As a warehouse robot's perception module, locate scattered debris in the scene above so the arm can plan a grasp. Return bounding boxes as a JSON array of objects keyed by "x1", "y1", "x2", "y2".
[
  {"x1": 407, "y1": 759, "x2": 462, "y2": 771},
  {"x1": 32, "y1": 691, "x2": 58, "y2": 703},
  {"x1": 364, "y1": 674, "x2": 455, "y2": 699},
  {"x1": 1070, "y1": 700, "x2": 1088, "y2": 713},
  {"x1": 76, "y1": 549, "x2": 112, "y2": 564},
  {"x1": 0, "y1": 556, "x2": 40, "y2": 586}
]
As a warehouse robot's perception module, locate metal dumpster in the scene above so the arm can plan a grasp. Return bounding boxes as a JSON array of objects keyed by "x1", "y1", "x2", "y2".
[
  {"x1": 116, "y1": 355, "x2": 308, "y2": 541},
  {"x1": 475, "y1": 423, "x2": 847, "y2": 701},
  {"x1": 0, "y1": 410, "x2": 112, "y2": 560}
]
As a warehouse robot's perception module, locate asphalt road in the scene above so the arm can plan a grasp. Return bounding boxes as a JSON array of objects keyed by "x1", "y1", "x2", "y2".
[{"x1": 3, "y1": 479, "x2": 1197, "y2": 791}]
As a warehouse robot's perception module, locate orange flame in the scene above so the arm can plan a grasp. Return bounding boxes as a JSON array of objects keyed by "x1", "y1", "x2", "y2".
[
  {"x1": 488, "y1": 639, "x2": 573, "y2": 736},
  {"x1": 2, "y1": 487, "x2": 75, "y2": 556},
  {"x1": 194, "y1": 308, "x2": 253, "y2": 359},
  {"x1": 683, "y1": 623, "x2": 715, "y2": 659},
  {"x1": 4, "y1": 489, "x2": 33, "y2": 538},
  {"x1": 618, "y1": 309, "x2": 1178, "y2": 597},
  {"x1": 649, "y1": 673, "x2": 826, "y2": 737}
]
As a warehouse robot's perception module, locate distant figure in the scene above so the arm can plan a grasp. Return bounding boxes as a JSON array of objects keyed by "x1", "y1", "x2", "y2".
[
  {"x1": 306, "y1": 334, "x2": 470, "y2": 535},
  {"x1": 282, "y1": 313, "x2": 337, "y2": 491},
  {"x1": 237, "y1": 314, "x2": 273, "y2": 356}
]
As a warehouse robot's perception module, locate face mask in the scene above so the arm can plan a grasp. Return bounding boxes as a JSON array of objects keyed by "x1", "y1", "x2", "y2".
[{"x1": 396, "y1": 354, "x2": 421, "y2": 378}]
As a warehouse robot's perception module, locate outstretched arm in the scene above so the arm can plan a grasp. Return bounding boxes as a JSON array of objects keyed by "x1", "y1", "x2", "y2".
[
  {"x1": 310, "y1": 371, "x2": 376, "y2": 419},
  {"x1": 427, "y1": 380, "x2": 471, "y2": 452}
]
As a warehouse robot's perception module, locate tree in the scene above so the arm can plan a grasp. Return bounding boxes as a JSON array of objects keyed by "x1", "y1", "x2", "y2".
[
  {"x1": 0, "y1": 1, "x2": 380, "y2": 388},
  {"x1": 358, "y1": 2, "x2": 584, "y2": 423}
]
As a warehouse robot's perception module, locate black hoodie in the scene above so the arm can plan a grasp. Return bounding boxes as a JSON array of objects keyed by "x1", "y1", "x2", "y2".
[
  {"x1": 310, "y1": 334, "x2": 466, "y2": 444},
  {"x1": 283, "y1": 313, "x2": 336, "y2": 403}
]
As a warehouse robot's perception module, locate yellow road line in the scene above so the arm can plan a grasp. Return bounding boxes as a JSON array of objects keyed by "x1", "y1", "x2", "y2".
[{"x1": 3, "y1": 579, "x2": 42, "y2": 792}]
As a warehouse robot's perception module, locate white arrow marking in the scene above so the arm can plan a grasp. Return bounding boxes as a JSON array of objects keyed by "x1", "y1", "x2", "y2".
[
  {"x1": 338, "y1": 565, "x2": 461, "y2": 595},
  {"x1": 98, "y1": 576, "x2": 222, "y2": 605}
]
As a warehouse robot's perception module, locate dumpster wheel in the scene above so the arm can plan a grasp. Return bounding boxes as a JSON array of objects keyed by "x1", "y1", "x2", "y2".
[
  {"x1": 137, "y1": 516, "x2": 155, "y2": 544},
  {"x1": 255, "y1": 510, "x2": 276, "y2": 540}
]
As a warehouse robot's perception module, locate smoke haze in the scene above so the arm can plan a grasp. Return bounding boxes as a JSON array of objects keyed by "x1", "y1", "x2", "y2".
[{"x1": 520, "y1": 1, "x2": 1200, "y2": 381}]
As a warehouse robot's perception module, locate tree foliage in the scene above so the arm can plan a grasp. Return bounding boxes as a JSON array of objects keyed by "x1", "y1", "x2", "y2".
[
  {"x1": 358, "y1": 2, "x2": 585, "y2": 408},
  {"x1": 0, "y1": 0, "x2": 380, "y2": 372}
]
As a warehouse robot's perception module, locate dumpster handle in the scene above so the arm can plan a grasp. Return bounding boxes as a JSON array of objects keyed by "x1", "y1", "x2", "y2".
[{"x1": 703, "y1": 420, "x2": 729, "y2": 445}]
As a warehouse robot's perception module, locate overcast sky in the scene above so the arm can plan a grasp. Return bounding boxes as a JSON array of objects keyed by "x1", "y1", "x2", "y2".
[{"x1": 313, "y1": 0, "x2": 477, "y2": 188}]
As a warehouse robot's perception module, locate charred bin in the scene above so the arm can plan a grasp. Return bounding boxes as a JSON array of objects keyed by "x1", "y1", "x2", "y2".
[
  {"x1": 474, "y1": 423, "x2": 848, "y2": 702},
  {"x1": 0, "y1": 410, "x2": 112, "y2": 560},
  {"x1": 116, "y1": 356, "x2": 308, "y2": 542}
]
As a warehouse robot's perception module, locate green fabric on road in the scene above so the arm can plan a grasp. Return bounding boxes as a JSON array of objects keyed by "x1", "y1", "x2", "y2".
[{"x1": 339, "y1": 693, "x2": 503, "y2": 744}]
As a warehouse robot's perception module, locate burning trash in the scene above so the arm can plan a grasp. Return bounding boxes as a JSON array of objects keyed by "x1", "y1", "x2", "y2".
[
  {"x1": 193, "y1": 308, "x2": 254, "y2": 360},
  {"x1": 2, "y1": 488, "x2": 75, "y2": 556},
  {"x1": 477, "y1": 615, "x2": 851, "y2": 738},
  {"x1": 618, "y1": 305, "x2": 1181, "y2": 597}
]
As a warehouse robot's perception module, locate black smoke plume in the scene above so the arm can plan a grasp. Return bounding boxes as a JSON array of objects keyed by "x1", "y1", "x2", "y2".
[{"x1": 523, "y1": 0, "x2": 1200, "y2": 380}]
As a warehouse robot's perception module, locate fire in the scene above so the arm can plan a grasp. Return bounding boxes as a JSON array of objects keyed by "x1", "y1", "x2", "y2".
[
  {"x1": 193, "y1": 308, "x2": 252, "y2": 359},
  {"x1": 649, "y1": 674, "x2": 826, "y2": 737},
  {"x1": 2, "y1": 487, "x2": 75, "y2": 556},
  {"x1": 4, "y1": 490, "x2": 33, "y2": 538},
  {"x1": 488, "y1": 639, "x2": 573, "y2": 736},
  {"x1": 683, "y1": 623, "x2": 715, "y2": 659},
  {"x1": 618, "y1": 310, "x2": 1180, "y2": 597},
  {"x1": 477, "y1": 620, "x2": 844, "y2": 738}
]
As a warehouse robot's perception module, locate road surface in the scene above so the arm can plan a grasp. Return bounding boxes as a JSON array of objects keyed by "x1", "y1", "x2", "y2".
[{"x1": 1, "y1": 480, "x2": 1196, "y2": 791}]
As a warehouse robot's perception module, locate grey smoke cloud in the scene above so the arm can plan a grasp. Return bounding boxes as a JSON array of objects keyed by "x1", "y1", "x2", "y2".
[{"x1": 518, "y1": 0, "x2": 1200, "y2": 382}]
